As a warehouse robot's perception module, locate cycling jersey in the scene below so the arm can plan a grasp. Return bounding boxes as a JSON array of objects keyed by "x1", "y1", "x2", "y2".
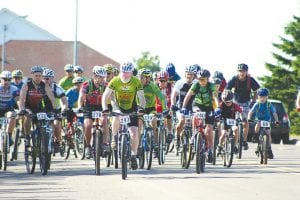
[
  {"x1": 66, "y1": 88, "x2": 79, "y2": 108},
  {"x1": 109, "y1": 76, "x2": 143, "y2": 111},
  {"x1": 173, "y1": 79, "x2": 197, "y2": 111},
  {"x1": 226, "y1": 75, "x2": 260, "y2": 103},
  {"x1": 143, "y1": 82, "x2": 166, "y2": 112},
  {"x1": 156, "y1": 82, "x2": 173, "y2": 113},
  {"x1": 11, "y1": 81, "x2": 24, "y2": 90},
  {"x1": 0, "y1": 84, "x2": 19, "y2": 110},
  {"x1": 219, "y1": 102, "x2": 243, "y2": 119},
  {"x1": 191, "y1": 82, "x2": 216, "y2": 109},
  {"x1": 81, "y1": 80, "x2": 106, "y2": 109},
  {"x1": 58, "y1": 76, "x2": 74, "y2": 91},
  {"x1": 25, "y1": 79, "x2": 51, "y2": 112},
  {"x1": 250, "y1": 101, "x2": 276, "y2": 121}
]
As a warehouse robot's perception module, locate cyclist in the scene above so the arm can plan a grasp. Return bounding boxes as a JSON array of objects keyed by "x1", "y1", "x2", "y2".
[
  {"x1": 165, "y1": 63, "x2": 181, "y2": 82},
  {"x1": 66, "y1": 77, "x2": 84, "y2": 109},
  {"x1": 247, "y1": 88, "x2": 279, "y2": 159},
  {"x1": 78, "y1": 66, "x2": 108, "y2": 159},
  {"x1": 19, "y1": 66, "x2": 57, "y2": 149},
  {"x1": 11, "y1": 69, "x2": 24, "y2": 90},
  {"x1": 42, "y1": 68, "x2": 68, "y2": 152},
  {"x1": 181, "y1": 69, "x2": 218, "y2": 163},
  {"x1": 137, "y1": 68, "x2": 167, "y2": 158},
  {"x1": 59, "y1": 64, "x2": 74, "y2": 91},
  {"x1": 156, "y1": 70, "x2": 173, "y2": 144},
  {"x1": 102, "y1": 61, "x2": 146, "y2": 170},
  {"x1": 0, "y1": 71, "x2": 20, "y2": 146},
  {"x1": 215, "y1": 90, "x2": 245, "y2": 155},
  {"x1": 104, "y1": 64, "x2": 115, "y2": 83},
  {"x1": 170, "y1": 65, "x2": 198, "y2": 149},
  {"x1": 226, "y1": 63, "x2": 260, "y2": 150},
  {"x1": 74, "y1": 65, "x2": 88, "y2": 82},
  {"x1": 212, "y1": 71, "x2": 227, "y2": 103}
]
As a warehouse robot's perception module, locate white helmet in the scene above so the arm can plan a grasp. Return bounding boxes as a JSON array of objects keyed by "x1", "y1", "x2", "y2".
[
  {"x1": 120, "y1": 62, "x2": 134, "y2": 73},
  {"x1": 93, "y1": 66, "x2": 107, "y2": 77},
  {"x1": 0, "y1": 71, "x2": 12, "y2": 79},
  {"x1": 42, "y1": 68, "x2": 55, "y2": 78}
]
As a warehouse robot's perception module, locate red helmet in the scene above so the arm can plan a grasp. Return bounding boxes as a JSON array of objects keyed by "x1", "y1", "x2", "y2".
[{"x1": 157, "y1": 71, "x2": 169, "y2": 80}]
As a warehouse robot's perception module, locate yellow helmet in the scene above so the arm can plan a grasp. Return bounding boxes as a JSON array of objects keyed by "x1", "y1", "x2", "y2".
[{"x1": 104, "y1": 64, "x2": 114, "y2": 73}]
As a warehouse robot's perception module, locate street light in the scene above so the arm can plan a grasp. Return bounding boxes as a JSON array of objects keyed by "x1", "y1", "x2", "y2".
[{"x1": 1, "y1": 15, "x2": 27, "y2": 72}]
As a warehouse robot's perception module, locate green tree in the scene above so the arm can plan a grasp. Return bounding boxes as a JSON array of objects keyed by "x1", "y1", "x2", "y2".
[
  {"x1": 259, "y1": 16, "x2": 300, "y2": 134},
  {"x1": 133, "y1": 51, "x2": 160, "y2": 72}
]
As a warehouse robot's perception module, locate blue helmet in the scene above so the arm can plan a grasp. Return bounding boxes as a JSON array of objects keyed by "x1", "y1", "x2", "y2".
[
  {"x1": 257, "y1": 88, "x2": 269, "y2": 96},
  {"x1": 165, "y1": 63, "x2": 176, "y2": 75}
]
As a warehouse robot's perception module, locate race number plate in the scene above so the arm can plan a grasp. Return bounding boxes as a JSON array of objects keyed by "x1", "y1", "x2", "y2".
[
  {"x1": 37, "y1": 113, "x2": 47, "y2": 120},
  {"x1": 226, "y1": 118, "x2": 235, "y2": 126},
  {"x1": 120, "y1": 115, "x2": 131, "y2": 124},
  {"x1": 91, "y1": 111, "x2": 102, "y2": 119},
  {"x1": 195, "y1": 112, "x2": 206, "y2": 120},
  {"x1": 143, "y1": 114, "x2": 153, "y2": 122},
  {"x1": 0, "y1": 118, "x2": 8, "y2": 124},
  {"x1": 260, "y1": 120, "x2": 270, "y2": 128}
]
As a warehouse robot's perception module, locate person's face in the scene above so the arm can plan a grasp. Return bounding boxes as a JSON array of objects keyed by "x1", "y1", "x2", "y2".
[
  {"x1": 32, "y1": 72, "x2": 42, "y2": 84},
  {"x1": 158, "y1": 79, "x2": 167, "y2": 88},
  {"x1": 105, "y1": 71, "x2": 113, "y2": 82},
  {"x1": 224, "y1": 100, "x2": 233, "y2": 106},
  {"x1": 13, "y1": 77, "x2": 22, "y2": 84},
  {"x1": 66, "y1": 70, "x2": 73, "y2": 78},
  {"x1": 237, "y1": 70, "x2": 247, "y2": 80},
  {"x1": 258, "y1": 96, "x2": 267, "y2": 103},
  {"x1": 185, "y1": 72, "x2": 195, "y2": 83},
  {"x1": 75, "y1": 83, "x2": 82, "y2": 90},
  {"x1": 140, "y1": 76, "x2": 151, "y2": 86},
  {"x1": 42, "y1": 76, "x2": 52, "y2": 85},
  {"x1": 0, "y1": 77, "x2": 11, "y2": 87},
  {"x1": 198, "y1": 77, "x2": 208, "y2": 87},
  {"x1": 93, "y1": 75, "x2": 105, "y2": 85},
  {"x1": 74, "y1": 71, "x2": 82, "y2": 77}
]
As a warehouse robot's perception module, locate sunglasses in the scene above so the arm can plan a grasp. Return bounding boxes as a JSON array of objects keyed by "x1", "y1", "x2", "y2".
[
  {"x1": 3, "y1": 78, "x2": 11, "y2": 81},
  {"x1": 106, "y1": 72, "x2": 111, "y2": 75},
  {"x1": 43, "y1": 78, "x2": 50, "y2": 80},
  {"x1": 159, "y1": 80, "x2": 167, "y2": 83},
  {"x1": 14, "y1": 77, "x2": 22, "y2": 80},
  {"x1": 66, "y1": 70, "x2": 73, "y2": 73},
  {"x1": 199, "y1": 78, "x2": 207, "y2": 82}
]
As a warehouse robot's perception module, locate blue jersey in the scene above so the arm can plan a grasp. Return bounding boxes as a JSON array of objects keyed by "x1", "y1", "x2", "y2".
[
  {"x1": 66, "y1": 88, "x2": 79, "y2": 108},
  {"x1": 0, "y1": 85, "x2": 20, "y2": 110},
  {"x1": 250, "y1": 101, "x2": 276, "y2": 121},
  {"x1": 11, "y1": 81, "x2": 24, "y2": 90}
]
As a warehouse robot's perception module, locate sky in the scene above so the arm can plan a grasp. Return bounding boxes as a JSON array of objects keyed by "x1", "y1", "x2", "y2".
[{"x1": 0, "y1": 0, "x2": 299, "y2": 80}]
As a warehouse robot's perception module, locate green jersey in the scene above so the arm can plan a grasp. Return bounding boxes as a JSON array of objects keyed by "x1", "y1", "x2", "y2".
[
  {"x1": 143, "y1": 82, "x2": 166, "y2": 110},
  {"x1": 58, "y1": 76, "x2": 74, "y2": 91},
  {"x1": 191, "y1": 82, "x2": 216, "y2": 108},
  {"x1": 109, "y1": 76, "x2": 143, "y2": 111}
]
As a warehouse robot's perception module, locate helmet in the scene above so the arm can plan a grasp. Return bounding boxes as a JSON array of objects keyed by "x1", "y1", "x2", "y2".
[
  {"x1": 133, "y1": 68, "x2": 138, "y2": 76},
  {"x1": 0, "y1": 71, "x2": 12, "y2": 79},
  {"x1": 93, "y1": 66, "x2": 107, "y2": 77},
  {"x1": 165, "y1": 63, "x2": 175, "y2": 75},
  {"x1": 12, "y1": 70, "x2": 23, "y2": 78},
  {"x1": 237, "y1": 63, "x2": 248, "y2": 71},
  {"x1": 138, "y1": 68, "x2": 152, "y2": 77},
  {"x1": 221, "y1": 90, "x2": 234, "y2": 102},
  {"x1": 120, "y1": 62, "x2": 134, "y2": 73},
  {"x1": 212, "y1": 77, "x2": 222, "y2": 85},
  {"x1": 42, "y1": 68, "x2": 55, "y2": 78},
  {"x1": 104, "y1": 64, "x2": 114, "y2": 73},
  {"x1": 197, "y1": 69, "x2": 210, "y2": 78},
  {"x1": 157, "y1": 71, "x2": 169, "y2": 80},
  {"x1": 113, "y1": 66, "x2": 119, "y2": 76},
  {"x1": 213, "y1": 71, "x2": 224, "y2": 79},
  {"x1": 64, "y1": 64, "x2": 74, "y2": 72},
  {"x1": 31, "y1": 66, "x2": 43, "y2": 74},
  {"x1": 185, "y1": 65, "x2": 197, "y2": 74},
  {"x1": 257, "y1": 88, "x2": 269, "y2": 96},
  {"x1": 74, "y1": 65, "x2": 84, "y2": 73},
  {"x1": 193, "y1": 64, "x2": 201, "y2": 72},
  {"x1": 72, "y1": 77, "x2": 84, "y2": 84}
]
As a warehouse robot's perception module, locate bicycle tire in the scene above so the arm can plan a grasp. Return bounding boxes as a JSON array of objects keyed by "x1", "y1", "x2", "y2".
[
  {"x1": 120, "y1": 134, "x2": 128, "y2": 180},
  {"x1": 95, "y1": 129, "x2": 102, "y2": 175},
  {"x1": 145, "y1": 128, "x2": 153, "y2": 170},
  {"x1": 11, "y1": 128, "x2": 20, "y2": 161},
  {"x1": 224, "y1": 135, "x2": 234, "y2": 167},
  {"x1": 262, "y1": 134, "x2": 269, "y2": 165},
  {"x1": 39, "y1": 127, "x2": 49, "y2": 175},
  {"x1": 75, "y1": 127, "x2": 85, "y2": 160},
  {"x1": 195, "y1": 133, "x2": 202, "y2": 174},
  {"x1": 212, "y1": 128, "x2": 218, "y2": 165},
  {"x1": 105, "y1": 129, "x2": 112, "y2": 167},
  {"x1": 238, "y1": 123, "x2": 243, "y2": 159},
  {"x1": 2, "y1": 133, "x2": 8, "y2": 170},
  {"x1": 180, "y1": 133, "x2": 187, "y2": 168},
  {"x1": 138, "y1": 131, "x2": 145, "y2": 169},
  {"x1": 185, "y1": 129, "x2": 193, "y2": 169},
  {"x1": 158, "y1": 128, "x2": 166, "y2": 165},
  {"x1": 25, "y1": 132, "x2": 36, "y2": 174}
]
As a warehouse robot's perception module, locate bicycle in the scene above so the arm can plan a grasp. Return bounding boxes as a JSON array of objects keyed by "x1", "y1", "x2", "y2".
[
  {"x1": 156, "y1": 113, "x2": 166, "y2": 165},
  {"x1": 166, "y1": 112, "x2": 177, "y2": 154},
  {"x1": 237, "y1": 102, "x2": 249, "y2": 157},
  {"x1": 62, "y1": 109, "x2": 84, "y2": 160},
  {"x1": 0, "y1": 117, "x2": 9, "y2": 170},
  {"x1": 181, "y1": 112, "x2": 193, "y2": 169},
  {"x1": 10, "y1": 111, "x2": 22, "y2": 161},
  {"x1": 23, "y1": 110, "x2": 54, "y2": 175}
]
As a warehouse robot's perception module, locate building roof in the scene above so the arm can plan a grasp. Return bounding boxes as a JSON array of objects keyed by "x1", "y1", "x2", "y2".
[{"x1": 0, "y1": 40, "x2": 119, "y2": 81}]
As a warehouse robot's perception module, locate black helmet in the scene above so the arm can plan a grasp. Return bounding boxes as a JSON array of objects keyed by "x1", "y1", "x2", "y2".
[
  {"x1": 221, "y1": 89, "x2": 234, "y2": 102},
  {"x1": 237, "y1": 63, "x2": 248, "y2": 71},
  {"x1": 213, "y1": 71, "x2": 224, "y2": 79},
  {"x1": 197, "y1": 69, "x2": 210, "y2": 78}
]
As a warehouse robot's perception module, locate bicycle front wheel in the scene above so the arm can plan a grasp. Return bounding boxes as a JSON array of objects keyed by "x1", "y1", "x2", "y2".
[
  {"x1": 25, "y1": 132, "x2": 36, "y2": 174},
  {"x1": 11, "y1": 128, "x2": 20, "y2": 161},
  {"x1": 39, "y1": 128, "x2": 49, "y2": 175},
  {"x1": 1, "y1": 133, "x2": 8, "y2": 170},
  {"x1": 120, "y1": 134, "x2": 128, "y2": 180},
  {"x1": 212, "y1": 128, "x2": 218, "y2": 165},
  {"x1": 95, "y1": 129, "x2": 102, "y2": 175},
  {"x1": 144, "y1": 128, "x2": 153, "y2": 170},
  {"x1": 238, "y1": 123, "x2": 243, "y2": 159},
  {"x1": 224, "y1": 135, "x2": 234, "y2": 168},
  {"x1": 195, "y1": 133, "x2": 205, "y2": 174},
  {"x1": 261, "y1": 134, "x2": 269, "y2": 165},
  {"x1": 158, "y1": 128, "x2": 166, "y2": 165}
]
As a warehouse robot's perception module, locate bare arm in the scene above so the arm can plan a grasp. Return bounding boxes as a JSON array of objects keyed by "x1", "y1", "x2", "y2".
[
  {"x1": 102, "y1": 87, "x2": 113, "y2": 111},
  {"x1": 171, "y1": 90, "x2": 179, "y2": 106},
  {"x1": 137, "y1": 90, "x2": 146, "y2": 109},
  {"x1": 19, "y1": 83, "x2": 28, "y2": 110},
  {"x1": 78, "y1": 90, "x2": 86, "y2": 109},
  {"x1": 60, "y1": 96, "x2": 68, "y2": 110},
  {"x1": 182, "y1": 89, "x2": 194, "y2": 108},
  {"x1": 45, "y1": 84, "x2": 57, "y2": 109}
]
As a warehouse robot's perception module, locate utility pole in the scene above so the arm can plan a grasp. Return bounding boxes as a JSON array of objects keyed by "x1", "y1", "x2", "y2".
[{"x1": 73, "y1": 0, "x2": 78, "y2": 66}]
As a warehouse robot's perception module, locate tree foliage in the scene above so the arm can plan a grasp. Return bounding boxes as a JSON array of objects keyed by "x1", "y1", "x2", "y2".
[
  {"x1": 259, "y1": 16, "x2": 300, "y2": 134},
  {"x1": 133, "y1": 51, "x2": 160, "y2": 72}
]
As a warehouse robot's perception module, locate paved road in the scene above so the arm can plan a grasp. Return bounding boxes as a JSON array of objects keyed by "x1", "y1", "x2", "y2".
[{"x1": 1, "y1": 142, "x2": 300, "y2": 200}]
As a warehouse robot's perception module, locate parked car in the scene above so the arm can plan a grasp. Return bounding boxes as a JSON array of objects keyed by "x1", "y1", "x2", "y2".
[{"x1": 247, "y1": 99, "x2": 290, "y2": 144}]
